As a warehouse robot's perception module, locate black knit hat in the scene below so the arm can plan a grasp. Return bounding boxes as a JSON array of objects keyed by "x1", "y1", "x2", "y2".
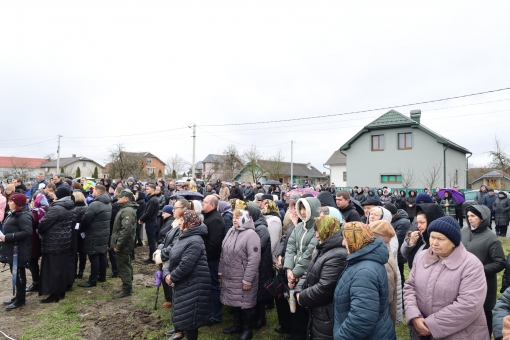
[
  {"x1": 55, "y1": 186, "x2": 71, "y2": 200},
  {"x1": 428, "y1": 216, "x2": 461, "y2": 246},
  {"x1": 384, "y1": 203, "x2": 398, "y2": 215}
]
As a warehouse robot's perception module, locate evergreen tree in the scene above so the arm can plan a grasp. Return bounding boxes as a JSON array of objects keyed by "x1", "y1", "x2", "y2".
[
  {"x1": 172, "y1": 169, "x2": 177, "y2": 179},
  {"x1": 92, "y1": 166, "x2": 99, "y2": 178},
  {"x1": 76, "y1": 167, "x2": 81, "y2": 178}
]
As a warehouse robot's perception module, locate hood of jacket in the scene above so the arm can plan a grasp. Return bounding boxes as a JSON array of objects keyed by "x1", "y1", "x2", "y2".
[
  {"x1": 119, "y1": 200, "x2": 138, "y2": 210},
  {"x1": 218, "y1": 201, "x2": 232, "y2": 215},
  {"x1": 296, "y1": 197, "x2": 321, "y2": 228},
  {"x1": 94, "y1": 193, "x2": 111, "y2": 205},
  {"x1": 246, "y1": 202, "x2": 268, "y2": 228},
  {"x1": 136, "y1": 192, "x2": 146, "y2": 202},
  {"x1": 468, "y1": 204, "x2": 491, "y2": 231},
  {"x1": 236, "y1": 216, "x2": 256, "y2": 232},
  {"x1": 52, "y1": 196, "x2": 75, "y2": 210},
  {"x1": 498, "y1": 191, "x2": 508, "y2": 199},
  {"x1": 392, "y1": 209, "x2": 409, "y2": 222},
  {"x1": 347, "y1": 237, "x2": 388, "y2": 265},
  {"x1": 317, "y1": 191, "x2": 336, "y2": 208},
  {"x1": 179, "y1": 222, "x2": 208, "y2": 240},
  {"x1": 416, "y1": 203, "x2": 445, "y2": 229},
  {"x1": 480, "y1": 185, "x2": 489, "y2": 193}
]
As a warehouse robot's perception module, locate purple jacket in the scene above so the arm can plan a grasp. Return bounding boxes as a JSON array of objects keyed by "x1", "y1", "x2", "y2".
[
  {"x1": 404, "y1": 243, "x2": 488, "y2": 340},
  {"x1": 219, "y1": 217, "x2": 261, "y2": 309}
]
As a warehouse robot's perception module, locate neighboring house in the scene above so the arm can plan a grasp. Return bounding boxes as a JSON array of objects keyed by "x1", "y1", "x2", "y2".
[
  {"x1": 201, "y1": 154, "x2": 243, "y2": 182},
  {"x1": 469, "y1": 169, "x2": 510, "y2": 190},
  {"x1": 324, "y1": 150, "x2": 347, "y2": 187},
  {"x1": 40, "y1": 155, "x2": 104, "y2": 178},
  {"x1": 104, "y1": 152, "x2": 166, "y2": 179},
  {"x1": 233, "y1": 159, "x2": 327, "y2": 186},
  {"x1": 0, "y1": 156, "x2": 48, "y2": 181},
  {"x1": 339, "y1": 109, "x2": 471, "y2": 189}
]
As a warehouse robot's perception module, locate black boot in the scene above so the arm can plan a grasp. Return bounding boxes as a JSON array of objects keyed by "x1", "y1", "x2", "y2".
[
  {"x1": 77, "y1": 270, "x2": 84, "y2": 279},
  {"x1": 237, "y1": 309, "x2": 253, "y2": 340},
  {"x1": 222, "y1": 308, "x2": 242, "y2": 334},
  {"x1": 253, "y1": 302, "x2": 266, "y2": 329}
]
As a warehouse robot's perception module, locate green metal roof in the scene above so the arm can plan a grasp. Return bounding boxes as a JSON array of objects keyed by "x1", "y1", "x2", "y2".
[{"x1": 339, "y1": 109, "x2": 470, "y2": 154}]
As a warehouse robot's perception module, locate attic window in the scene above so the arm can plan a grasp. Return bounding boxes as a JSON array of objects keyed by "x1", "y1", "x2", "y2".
[
  {"x1": 147, "y1": 158, "x2": 152, "y2": 164},
  {"x1": 398, "y1": 133, "x2": 412, "y2": 150},
  {"x1": 371, "y1": 135, "x2": 385, "y2": 151}
]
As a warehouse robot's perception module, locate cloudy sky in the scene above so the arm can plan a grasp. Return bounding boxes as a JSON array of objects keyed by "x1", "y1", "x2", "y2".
[{"x1": 1, "y1": 1, "x2": 509, "y2": 175}]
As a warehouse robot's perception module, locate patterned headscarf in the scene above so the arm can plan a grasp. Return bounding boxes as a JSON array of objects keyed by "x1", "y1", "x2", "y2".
[
  {"x1": 182, "y1": 210, "x2": 202, "y2": 231},
  {"x1": 342, "y1": 222, "x2": 375, "y2": 253},
  {"x1": 236, "y1": 200, "x2": 247, "y2": 211},
  {"x1": 314, "y1": 215, "x2": 341, "y2": 242},
  {"x1": 264, "y1": 200, "x2": 281, "y2": 217}
]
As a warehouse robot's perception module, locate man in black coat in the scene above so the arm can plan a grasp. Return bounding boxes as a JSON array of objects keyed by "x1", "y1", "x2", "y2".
[
  {"x1": 52, "y1": 175, "x2": 65, "y2": 189},
  {"x1": 78, "y1": 185, "x2": 112, "y2": 287},
  {"x1": 335, "y1": 190, "x2": 361, "y2": 222},
  {"x1": 139, "y1": 184, "x2": 159, "y2": 265},
  {"x1": 244, "y1": 182, "x2": 255, "y2": 201},
  {"x1": 202, "y1": 195, "x2": 226, "y2": 325}
]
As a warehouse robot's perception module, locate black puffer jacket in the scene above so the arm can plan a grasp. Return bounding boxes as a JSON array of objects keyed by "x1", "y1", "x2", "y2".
[
  {"x1": 158, "y1": 216, "x2": 175, "y2": 244},
  {"x1": 390, "y1": 209, "x2": 410, "y2": 265},
  {"x1": 247, "y1": 204, "x2": 273, "y2": 302},
  {"x1": 163, "y1": 223, "x2": 211, "y2": 331},
  {"x1": 295, "y1": 231, "x2": 348, "y2": 340},
  {"x1": 353, "y1": 192, "x2": 365, "y2": 204},
  {"x1": 158, "y1": 223, "x2": 181, "y2": 262},
  {"x1": 0, "y1": 209, "x2": 32, "y2": 267},
  {"x1": 81, "y1": 193, "x2": 112, "y2": 255},
  {"x1": 203, "y1": 209, "x2": 226, "y2": 261},
  {"x1": 38, "y1": 197, "x2": 74, "y2": 255},
  {"x1": 338, "y1": 201, "x2": 361, "y2": 223},
  {"x1": 494, "y1": 192, "x2": 510, "y2": 226},
  {"x1": 135, "y1": 192, "x2": 146, "y2": 221}
]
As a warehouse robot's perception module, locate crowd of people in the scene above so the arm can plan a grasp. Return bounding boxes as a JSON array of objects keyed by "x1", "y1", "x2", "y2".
[{"x1": 1, "y1": 175, "x2": 510, "y2": 339}]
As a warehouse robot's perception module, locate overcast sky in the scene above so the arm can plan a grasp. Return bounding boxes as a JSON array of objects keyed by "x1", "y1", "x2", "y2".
[{"x1": 1, "y1": 2, "x2": 509, "y2": 175}]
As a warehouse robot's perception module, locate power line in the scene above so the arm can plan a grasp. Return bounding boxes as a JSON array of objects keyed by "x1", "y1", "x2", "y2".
[
  {"x1": 198, "y1": 126, "x2": 290, "y2": 148},
  {"x1": 67, "y1": 126, "x2": 189, "y2": 139},
  {"x1": 200, "y1": 87, "x2": 510, "y2": 127},
  {"x1": 0, "y1": 138, "x2": 57, "y2": 149}
]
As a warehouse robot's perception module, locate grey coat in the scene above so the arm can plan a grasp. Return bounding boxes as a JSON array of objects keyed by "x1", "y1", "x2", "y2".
[
  {"x1": 493, "y1": 192, "x2": 510, "y2": 226},
  {"x1": 461, "y1": 204, "x2": 506, "y2": 311},
  {"x1": 219, "y1": 217, "x2": 261, "y2": 309}
]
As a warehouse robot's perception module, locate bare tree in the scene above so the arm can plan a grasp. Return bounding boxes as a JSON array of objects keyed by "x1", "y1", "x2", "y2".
[
  {"x1": 422, "y1": 160, "x2": 443, "y2": 189},
  {"x1": 4, "y1": 157, "x2": 37, "y2": 181},
  {"x1": 243, "y1": 145, "x2": 265, "y2": 183},
  {"x1": 447, "y1": 168, "x2": 462, "y2": 188},
  {"x1": 106, "y1": 144, "x2": 149, "y2": 180},
  {"x1": 265, "y1": 150, "x2": 286, "y2": 181},
  {"x1": 486, "y1": 135, "x2": 510, "y2": 173},
  {"x1": 220, "y1": 144, "x2": 244, "y2": 181},
  {"x1": 398, "y1": 166, "x2": 416, "y2": 189},
  {"x1": 165, "y1": 154, "x2": 190, "y2": 179}
]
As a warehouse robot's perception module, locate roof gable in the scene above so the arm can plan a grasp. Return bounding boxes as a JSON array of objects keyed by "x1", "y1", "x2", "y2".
[
  {"x1": 40, "y1": 157, "x2": 104, "y2": 168},
  {"x1": 202, "y1": 154, "x2": 223, "y2": 163},
  {"x1": 339, "y1": 109, "x2": 470, "y2": 154},
  {"x1": 324, "y1": 150, "x2": 346, "y2": 165},
  {"x1": 237, "y1": 159, "x2": 326, "y2": 178},
  {"x1": 469, "y1": 169, "x2": 510, "y2": 184},
  {"x1": 121, "y1": 151, "x2": 166, "y2": 165}
]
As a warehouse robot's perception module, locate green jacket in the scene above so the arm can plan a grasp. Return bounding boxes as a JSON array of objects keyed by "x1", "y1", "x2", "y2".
[
  {"x1": 440, "y1": 197, "x2": 456, "y2": 216},
  {"x1": 110, "y1": 201, "x2": 138, "y2": 253},
  {"x1": 284, "y1": 197, "x2": 320, "y2": 279}
]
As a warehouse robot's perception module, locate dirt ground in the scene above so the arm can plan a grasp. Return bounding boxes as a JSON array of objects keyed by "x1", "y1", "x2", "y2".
[{"x1": 0, "y1": 245, "x2": 169, "y2": 340}]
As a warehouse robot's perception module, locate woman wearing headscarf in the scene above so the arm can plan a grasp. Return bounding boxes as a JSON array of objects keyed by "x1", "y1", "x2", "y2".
[
  {"x1": 163, "y1": 210, "x2": 211, "y2": 340},
  {"x1": 405, "y1": 190, "x2": 417, "y2": 222},
  {"x1": 246, "y1": 202, "x2": 273, "y2": 331},
  {"x1": 400, "y1": 203, "x2": 445, "y2": 269},
  {"x1": 218, "y1": 201, "x2": 233, "y2": 235},
  {"x1": 25, "y1": 188, "x2": 48, "y2": 292},
  {"x1": 3, "y1": 184, "x2": 15, "y2": 217},
  {"x1": 284, "y1": 197, "x2": 321, "y2": 340},
  {"x1": 333, "y1": 222, "x2": 396, "y2": 339},
  {"x1": 462, "y1": 205, "x2": 506, "y2": 337},
  {"x1": 404, "y1": 216, "x2": 488, "y2": 340},
  {"x1": 0, "y1": 194, "x2": 32, "y2": 310},
  {"x1": 37, "y1": 186, "x2": 74, "y2": 303},
  {"x1": 262, "y1": 200, "x2": 282, "y2": 261},
  {"x1": 440, "y1": 190, "x2": 457, "y2": 218},
  {"x1": 294, "y1": 215, "x2": 347, "y2": 340},
  {"x1": 220, "y1": 209, "x2": 261, "y2": 340}
]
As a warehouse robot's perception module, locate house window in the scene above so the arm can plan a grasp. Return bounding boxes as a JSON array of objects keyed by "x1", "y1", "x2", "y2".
[
  {"x1": 147, "y1": 167, "x2": 155, "y2": 174},
  {"x1": 372, "y1": 135, "x2": 385, "y2": 151},
  {"x1": 381, "y1": 175, "x2": 402, "y2": 183},
  {"x1": 398, "y1": 133, "x2": 412, "y2": 150},
  {"x1": 82, "y1": 162, "x2": 86, "y2": 167},
  {"x1": 146, "y1": 158, "x2": 152, "y2": 164},
  {"x1": 343, "y1": 172, "x2": 347, "y2": 181}
]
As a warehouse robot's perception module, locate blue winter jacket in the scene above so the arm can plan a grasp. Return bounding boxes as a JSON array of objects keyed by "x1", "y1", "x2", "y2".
[{"x1": 333, "y1": 237, "x2": 396, "y2": 340}]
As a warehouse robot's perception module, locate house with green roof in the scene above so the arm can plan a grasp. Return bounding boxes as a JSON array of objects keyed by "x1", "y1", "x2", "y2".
[{"x1": 339, "y1": 109, "x2": 471, "y2": 189}]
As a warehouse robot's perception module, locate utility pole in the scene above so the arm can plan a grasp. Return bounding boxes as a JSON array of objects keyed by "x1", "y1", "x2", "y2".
[
  {"x1": 290, "y1": 140, "x2": 294, "y2": 185},
  {"x1": 56, "y1": 135, "x2": 61, "y2": 175},
  {"x1": 191, "y1": 124, "x2": 196, "y2": 179}
]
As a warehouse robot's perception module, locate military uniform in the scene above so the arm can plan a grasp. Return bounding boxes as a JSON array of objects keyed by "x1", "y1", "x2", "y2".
[{"x1": 110, "y1": 195, "x2": 138, "y2": 297}]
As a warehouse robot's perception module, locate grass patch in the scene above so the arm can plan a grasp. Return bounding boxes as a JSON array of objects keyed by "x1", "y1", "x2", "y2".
[{"x1": 21, "y1": 304, "x2": 81, "y2": 340}]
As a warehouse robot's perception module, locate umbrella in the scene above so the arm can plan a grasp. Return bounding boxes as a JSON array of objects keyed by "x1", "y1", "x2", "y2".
[
  {"x1": 350, "y1": 198, "x2": 365, "y2": 217},
  {"x1": 437, "y1": 188, "x2": 465, "y2": 204},
  {"x1": 285, "y1": 188, "x2": 319, "y2": 197},
  {"x1": 169, "y1": 190, "x2": 204, "y2": 201},
  {"x1": 12, "y1": 246, "x2": 18, "y2": 295},
  {"x1": 264, "y1": 180, "x2": 282, "y2": 185}
]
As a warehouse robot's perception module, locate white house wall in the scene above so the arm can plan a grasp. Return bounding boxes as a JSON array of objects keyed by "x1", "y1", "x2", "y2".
[
  {"x1": 346, "y1": 127, "x2": 467, "y2": 189},
  {"x1": 329, "y1": 164, "x2": 347, "y2": 188}
]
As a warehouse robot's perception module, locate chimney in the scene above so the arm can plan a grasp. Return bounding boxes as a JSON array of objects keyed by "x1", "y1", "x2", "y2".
[
  {"x1": 306, "y1": 162, "x2": 312, "y2": 170},
  {"x1": 410, "y1": 109, "x2": 421, "y2": 124},
  {"x1": 72, "y1": 154, "x2": 76, "y2": 158}
]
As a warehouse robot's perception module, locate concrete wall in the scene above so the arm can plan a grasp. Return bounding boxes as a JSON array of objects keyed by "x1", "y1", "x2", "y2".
[
  {"x1": 345, "y1": 127, "x2": 467, "y2": 189},
  {"x1": 329, "y1": 164, "x2": 347, "y2": 187}
]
